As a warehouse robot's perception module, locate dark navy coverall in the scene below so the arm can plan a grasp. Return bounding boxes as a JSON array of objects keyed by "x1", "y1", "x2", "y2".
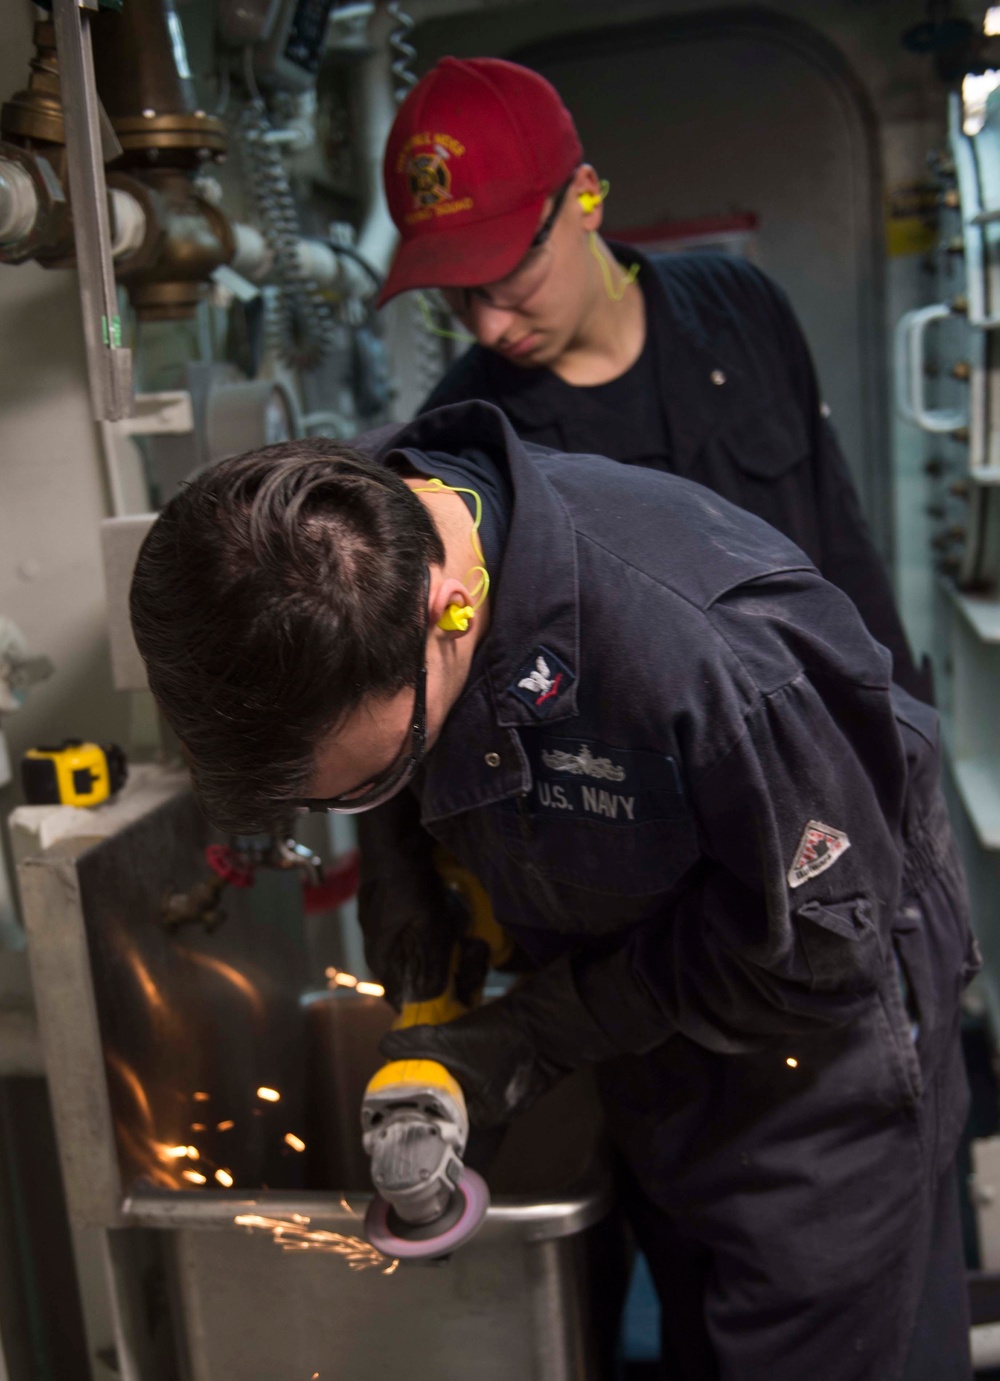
[
  {"x1": 422, "y1": 247, "x2": 930, "y2": 703},
  {"x1": 357, "y1": 401, "x2": 976, "y2": 1380}
]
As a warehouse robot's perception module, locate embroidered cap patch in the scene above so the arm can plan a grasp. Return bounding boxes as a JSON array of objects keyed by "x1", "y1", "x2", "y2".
[
  {"x1": 788, "y1": 820, "x2": 851, "y2": 889},
  {"x1": 510, "y1": 646, "x2": 575, "y2": 720}
]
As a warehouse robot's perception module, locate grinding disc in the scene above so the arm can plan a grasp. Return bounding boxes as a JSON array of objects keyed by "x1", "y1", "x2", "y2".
[{"x1": 365, "y1": 1167, "x2": 490, "y2": 1260}]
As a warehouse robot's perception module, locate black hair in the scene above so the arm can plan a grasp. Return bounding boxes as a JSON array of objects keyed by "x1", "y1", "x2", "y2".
[{"x1": 129, "y1": 438, "x2": 444, "y2": 833}]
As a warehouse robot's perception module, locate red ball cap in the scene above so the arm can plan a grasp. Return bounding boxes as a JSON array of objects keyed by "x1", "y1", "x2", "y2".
[{"x1": 378, "y1": 57, "x2": 583, "y2": 306}]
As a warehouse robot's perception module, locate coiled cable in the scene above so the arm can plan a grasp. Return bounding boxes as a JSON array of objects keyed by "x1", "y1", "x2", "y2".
[
  {"x1": 237, "y1": 96, "x2": 336, "y2": 370},
  {"x1": 385, "y1": 2, "x2": 447, "y2": 394},
  {"x1": 387, "y1": 1, "x2": 417, "y2": 103}
]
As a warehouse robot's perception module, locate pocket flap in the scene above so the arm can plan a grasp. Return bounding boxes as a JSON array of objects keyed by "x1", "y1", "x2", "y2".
[
  {"x1": 717, "y1": 402, "x2": 810, "y2": 480},
  {"x1": 796, "y1": 897, "x2": 881, "y2": 991}
]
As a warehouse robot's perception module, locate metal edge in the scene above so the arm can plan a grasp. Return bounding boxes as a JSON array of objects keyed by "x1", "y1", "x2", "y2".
[
  {"x1": 14, "y1": 769, "x2": 193, "y2": 1230},
  {"x1": 122, "y1": 1176, "x2": 615, "y2": 1243},
  {"x1": 18, "y1": 838, "x2": 126, "y2": 1228}
]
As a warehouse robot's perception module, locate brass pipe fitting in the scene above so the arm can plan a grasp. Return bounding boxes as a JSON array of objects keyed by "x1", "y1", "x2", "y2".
[
  {"x1": 90, "y1": 0, "x2": 226, "y2": 169},
  {"x1": 109, "y1": 170, "x2": 233, "y2": 319},
  {"x1": 0, "y1": 2, "x2": 233, "y2": 313},
  {"x1": 0, "y1": 22, "x2": 65, "y2": 151}
]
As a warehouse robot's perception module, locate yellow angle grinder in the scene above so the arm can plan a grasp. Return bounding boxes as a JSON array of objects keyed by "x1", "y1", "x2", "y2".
[{"x1": 362, "y1": 855, "x2": 510, "y2": 1261}]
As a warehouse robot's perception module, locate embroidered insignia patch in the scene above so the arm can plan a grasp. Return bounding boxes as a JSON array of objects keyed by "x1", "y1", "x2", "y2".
[
  {"x1": 510, "y1": 647, "x2": 575, "y2": 720},
  {"x1": 395, "y1": 131, "x2": 474, "y2": 226},
  {"x1": 541, "y1": 744, "x2": 625, "y2": 782},
  {"x1": 520, "y1": 734, "x2": 690, "y2": 826},
  {"x1": 787, "y1": 820, "x2": 851, "y2": 890}
]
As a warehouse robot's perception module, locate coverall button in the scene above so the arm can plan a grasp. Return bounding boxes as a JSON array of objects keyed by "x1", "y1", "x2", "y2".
[
  {"x1": 484, "y1": 752, "x2": 501, "y2": 767},
  {"x1": 710, "y1": 369, "x2": 726, "y2": 386}
]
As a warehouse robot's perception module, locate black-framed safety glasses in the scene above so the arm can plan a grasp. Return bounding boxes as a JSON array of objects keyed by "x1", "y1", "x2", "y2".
[
  {"x1": 528, "y1": 176, "x2": 573, "y2": 251},
  {"x1": 293, "y1": 575, "x2": 430, "y2": 815},
  {"x1": 444, "y1": 177, "x2": 575, "y2": 316}
]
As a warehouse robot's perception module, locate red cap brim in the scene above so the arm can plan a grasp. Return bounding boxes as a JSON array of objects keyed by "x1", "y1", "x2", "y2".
[{"x1": 377, "y1": 197, "x2": 547, "y2": 307}]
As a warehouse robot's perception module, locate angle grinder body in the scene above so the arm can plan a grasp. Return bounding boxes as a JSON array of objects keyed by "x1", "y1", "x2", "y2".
[
  {"x1": 360, "y1": 854, "x2": 511, "y2": 1260},
  {"x1": 361, "y1": 1054, "x2": 488, "y2": 1259}
]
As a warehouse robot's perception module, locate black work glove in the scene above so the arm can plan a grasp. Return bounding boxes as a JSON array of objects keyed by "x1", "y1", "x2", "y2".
[
  {"x1": 378, "y1": 952, "x2": 668, "y2": 1128},
  {"x1": 358, "y1": 795, "x2": 488, "y2": 1010}
]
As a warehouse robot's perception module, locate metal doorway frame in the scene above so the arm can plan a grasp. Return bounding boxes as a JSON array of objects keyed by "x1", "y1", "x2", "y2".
[{"x1": 510, "y1": 5, "x2": 892, "y2": 560}]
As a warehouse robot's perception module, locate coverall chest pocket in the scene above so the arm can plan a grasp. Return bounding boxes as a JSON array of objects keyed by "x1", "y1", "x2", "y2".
[
  {"x1": 705, "y1": 400, "x2": 819, "y2": 563},
  {"x1": 497, "y1": 735, "x2": 701, "y2": 907},
  {"x1": 716, "y1": 397, "x2": 810, "y2": 481}
]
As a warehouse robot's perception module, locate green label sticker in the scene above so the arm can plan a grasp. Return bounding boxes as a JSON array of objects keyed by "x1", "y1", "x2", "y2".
[{"x1": 101, "y1": 315, "x2": 123, "y2": 348}]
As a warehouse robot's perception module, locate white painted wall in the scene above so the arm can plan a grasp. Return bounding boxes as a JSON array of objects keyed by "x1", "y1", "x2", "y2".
[{"x1": 0, "y1": 6, "x2": 130, "y2": 842}]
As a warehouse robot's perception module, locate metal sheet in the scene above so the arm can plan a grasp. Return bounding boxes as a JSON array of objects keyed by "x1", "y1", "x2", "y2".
[
  {"x1": 19, "y1": 771, "x2": 310, "y2": 1223},
  {"x1": 165, "y1": 1223, "x2": 600, "y2": 1381},
  {"x1": 17, "y1": 768, "x2": 616, "y2": 1377}
]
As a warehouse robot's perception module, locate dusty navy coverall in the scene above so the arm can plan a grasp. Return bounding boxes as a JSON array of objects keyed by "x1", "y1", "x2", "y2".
[
  {"x1": 357, "y1": 401, "x2": 976, "y2": 1380},
  {"x1": 422, "y1": 247, "x2": 930, "y2": 702}
]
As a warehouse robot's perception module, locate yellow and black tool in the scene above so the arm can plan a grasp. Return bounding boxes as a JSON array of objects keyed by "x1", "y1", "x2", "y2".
[
  {"x1": 362, "y1": 853, "x2": 510, "y2": 1260},
  {"x1": 21, "y1": 739, "x2": 127, "y2": 808}
]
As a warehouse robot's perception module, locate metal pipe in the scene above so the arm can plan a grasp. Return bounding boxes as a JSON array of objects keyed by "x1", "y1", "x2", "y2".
[
  {"x1": 0, "y1": 159, "x2": 38, "y2": 245},
  {"x1": 230, "y1": 221, "x2": 272, "y2": 283},
  {"x1": 91, "y1": 0, "x2": 197, "y2": 120},
  {"x1": 109, "y1": 187, "x2": 146, "y2": 260},
  {"x1": 355, "y1": 7, "x2": 399, "y2": 277},
  {"x1": 89, "y1": 0, "x2": 225, "y2": 170}
]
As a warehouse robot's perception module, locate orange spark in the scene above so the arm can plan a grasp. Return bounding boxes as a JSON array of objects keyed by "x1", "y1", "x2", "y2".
[
  {"x1": 184, "y1": 952, "x2": 265, "y2": 1017},
  {"x1": 193, "y1": 1091, "x2": 210, "y2": 1102},
  {"x1": 105, "y1": 1050, "x2": 154, "y2": 1128},
  {"x1": 215, "y1": 1168, "x2": 234, "y2": 1188},
  {"x1": 121, "y1": 948, "x2": 169, "y2": 1021},
  {"x1": 233, "y1": 1214, "x2": 392, "y2": 1272},
  {"x1": 332, "y1": 972, "x2": 358, "y2": 988},
  {"x1": 356, "y1": 981, "x2": 385, "y2": 997},
  {"x1": 786, "y1": 1057, "x2": 799, "y2": 1069},
  {"x1": 165, "y1": 1146, "x2": 189, "y2": 1159},
  {"x1": 216, "y1": 1120, "x2": 235, "y2": 1132},
  {"x1": 191, "y1": 1123, "x2": 206, "y2": 1132},
  {"x1": 182, "y1": 1170, "x2": 207, "y2": 1185},
  {"x1": 283, "y1": 1133, "x2": 306, "y2": 1153},
  {"x1": 257, "y1": 1087, "x2": 280, "y2": 1103}
]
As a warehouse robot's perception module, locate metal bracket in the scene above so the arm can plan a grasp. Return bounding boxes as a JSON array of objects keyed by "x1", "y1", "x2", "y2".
[
  {"x1": 50, "y1": 0, "x2": 133, "y2": 420},
  {"x1": 108, "y1": 391, "x2": 194, "y2": 437},
  {"x1": 98, "y1": 392, "x2": 194, "y2": 515}
]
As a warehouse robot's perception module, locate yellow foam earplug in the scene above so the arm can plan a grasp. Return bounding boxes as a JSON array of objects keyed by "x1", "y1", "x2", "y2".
[
  {"x1": 438, "y1": 603, "x2": 475, "y2": 633},
  {"x1": 577, "y1": 190, "x2": 603, "y2": 214}
]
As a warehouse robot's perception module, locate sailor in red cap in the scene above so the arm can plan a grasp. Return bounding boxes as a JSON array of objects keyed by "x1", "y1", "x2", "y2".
[{"x1": 379, "y1": 57, "x2": 930, "y2": 705}]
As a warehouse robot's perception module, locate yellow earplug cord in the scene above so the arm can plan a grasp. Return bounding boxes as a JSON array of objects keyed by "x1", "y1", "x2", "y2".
[
  {"x1": 584, "y1": 181, "x2": 640, "y2": 302},
  {"x1": 414, "y1": 477, "x2": 491, "y2": 632}
]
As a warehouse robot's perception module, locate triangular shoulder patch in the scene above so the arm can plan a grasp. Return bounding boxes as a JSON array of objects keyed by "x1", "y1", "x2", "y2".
[{"x1": 787, "y1": 820, "x2": 850, "y2": 889}]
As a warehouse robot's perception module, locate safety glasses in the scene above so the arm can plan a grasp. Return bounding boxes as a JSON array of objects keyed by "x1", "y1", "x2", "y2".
[
  {"x1": 293, "y1": 576, "x2": 430, "y2": 815},
  {"x1": 440, "y1": 178, "x2": 573, "y2": 316}
]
